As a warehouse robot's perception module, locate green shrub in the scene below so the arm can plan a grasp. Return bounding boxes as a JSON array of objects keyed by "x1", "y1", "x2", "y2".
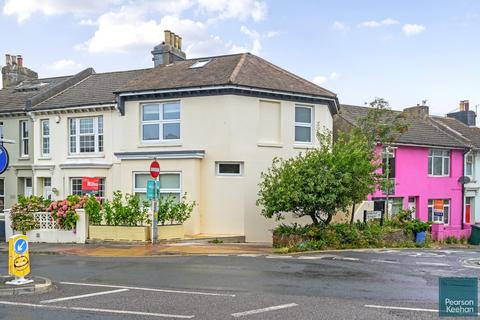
[
  {"x1": 158, "y1": 193, "x2": 196, "y2": 225},
  {"x1": 102, "y1": 191, "x2": 150, "y2": 226},
  {"x1": 10, "y1": 196, "x2": 51, "y2": 234},
  {"x1": 460, "y1": 236, "x2": 468, "y2": 244},
  {"x1": 445, "y1": 236, "x2": 458, "y2": 244},
  {"x1": 85, "y1": 195, "x2": 102, "y2": 225},
  {"x1": 404, "y1": 219, "x2": 431, "y2": 234}
]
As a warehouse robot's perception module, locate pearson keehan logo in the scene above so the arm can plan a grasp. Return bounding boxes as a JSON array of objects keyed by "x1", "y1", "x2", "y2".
[{"x1": 439, "y1": 277, "x2": 477, "y2": 317}]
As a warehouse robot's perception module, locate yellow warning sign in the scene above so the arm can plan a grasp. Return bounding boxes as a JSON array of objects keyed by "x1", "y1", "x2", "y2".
[{"x1": 8, "y1": 234, "x2": 30, "y2": 277}]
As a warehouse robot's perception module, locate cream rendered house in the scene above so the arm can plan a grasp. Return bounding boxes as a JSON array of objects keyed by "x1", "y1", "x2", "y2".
[{"x1": 1, "y1": 32, "x2": 339, "y2": 242}]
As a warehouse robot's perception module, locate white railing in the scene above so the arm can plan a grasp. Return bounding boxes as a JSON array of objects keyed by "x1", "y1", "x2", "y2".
[{"x1": 4, "y1": 209, "x2": 87, "y2": 243}]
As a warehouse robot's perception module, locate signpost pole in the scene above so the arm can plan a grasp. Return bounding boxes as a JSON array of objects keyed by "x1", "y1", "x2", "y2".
[{"x1": 152, "y1": 176, "x2": 158, "y2": 244}]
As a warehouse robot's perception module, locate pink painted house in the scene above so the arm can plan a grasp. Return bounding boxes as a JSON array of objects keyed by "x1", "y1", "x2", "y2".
[{"x1": 335, "y1": 104, "x2": 471, "y2": 239}]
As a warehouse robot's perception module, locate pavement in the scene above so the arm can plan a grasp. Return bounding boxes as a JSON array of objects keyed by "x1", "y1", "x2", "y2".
[
  {"x1": 0, "y1": 248, "x2": 479, "y2": 319},
  {"x1": 0, "y1": 241, "x2": 274, "y2": 257}
]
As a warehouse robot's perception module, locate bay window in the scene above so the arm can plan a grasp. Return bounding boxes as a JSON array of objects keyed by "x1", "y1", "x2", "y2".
[
  {"x1": 133, "y1": 172, "x2": 181, "y2": 202},
  {"x1": 141, "y1": 101, "x2": 180, "y2": 143},
  {"x1": 428, "y1": 149, "x2": 450, "y2": 176},
  {"x1": 69, "y1": 116, "x2": 103, "y2": 154}
]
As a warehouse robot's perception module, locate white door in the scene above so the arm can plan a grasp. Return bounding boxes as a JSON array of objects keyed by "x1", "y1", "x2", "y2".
[
  {"x1": 24, "y1": 178, "x2": 32, "y2": 197},
  {"x1": 43, "y1": 178, "x2": 52, "y2": 200},
  {"x1": 408, "y1": 197, "x2": 416, "y2": 219}
]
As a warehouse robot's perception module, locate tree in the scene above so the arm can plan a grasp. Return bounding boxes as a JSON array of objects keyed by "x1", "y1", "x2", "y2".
[
  {"x1": 354, "y1": 98, "x2": 409, "y2": 224},
  {"x1": 257, "y1": 131, "x2": 378, "y2": 226}
]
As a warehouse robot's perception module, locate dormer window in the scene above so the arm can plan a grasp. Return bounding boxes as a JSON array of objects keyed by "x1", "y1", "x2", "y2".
[{"x1": 190, "y1": 59, "x2": 211, "y2": 68}]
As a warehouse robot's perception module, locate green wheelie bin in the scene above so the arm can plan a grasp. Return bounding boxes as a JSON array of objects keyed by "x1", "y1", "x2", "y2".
[{"x1": 469, "y1": 225, "x2": 480, "y2": 245}]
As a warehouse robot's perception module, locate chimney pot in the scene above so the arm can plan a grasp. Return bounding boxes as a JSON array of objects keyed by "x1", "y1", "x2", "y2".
[
  {"x1": 178, "y1": 36, "x2": 182, "y2": 50},
  {"x1": 11, "y1": 55, "x2": 17, "y2": 65},
  {"x1": 164, "y1": 30, "x2": 171, "y2": 46},
  {"x1": 17, "y1": 55, "x2": 23, "y2": 67},
  {"x1": 170, "y1": 32, "x2": 176, "y2": 46},
  {"x1": 5, "y1": 54, "x2": 11, "y2": 66}
]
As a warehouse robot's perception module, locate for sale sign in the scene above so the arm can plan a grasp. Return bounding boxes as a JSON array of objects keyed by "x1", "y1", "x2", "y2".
[
  {"x1": 434, "y1": 200, "x2": 444, "y2": 217},
  {"x1": 82, "y1": 177, "x2": 100, "y2": 191}
]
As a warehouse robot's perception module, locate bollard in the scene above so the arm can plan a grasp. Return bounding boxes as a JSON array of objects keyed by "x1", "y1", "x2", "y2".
[{"x1": 6, "y1": 234, "x2": 33, "y2": 285}]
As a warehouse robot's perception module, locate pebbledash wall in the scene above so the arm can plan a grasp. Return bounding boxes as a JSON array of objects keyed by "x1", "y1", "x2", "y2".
[{"x1": 371, "y1": 145, "x2": 470, "y2": 238}]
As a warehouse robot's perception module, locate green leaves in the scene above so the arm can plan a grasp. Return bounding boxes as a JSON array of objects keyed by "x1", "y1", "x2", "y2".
[
  {"x1": 157, "y1": 193, "x2": 196, "y2": 225},
  {"x1": 258, "y1": 129, "x2": 377, "y2": 225}
]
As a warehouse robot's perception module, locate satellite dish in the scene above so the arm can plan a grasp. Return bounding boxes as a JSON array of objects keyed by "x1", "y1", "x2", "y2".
[{"x1": 458, "y1": 176, "x2": 471, "y2": 184}]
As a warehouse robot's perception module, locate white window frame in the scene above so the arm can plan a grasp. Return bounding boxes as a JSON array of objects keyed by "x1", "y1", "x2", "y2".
[
  {"x1": 20, "y1": 120, "x2": 29, "y2": 157},
  {"x1": 428, "y1": 149, "x2": 450, "y2": 177},
  {"x1": 141, "y1": 101, "x2": 181, "y2": 144},
  {"x1": 69, "y1": 116, "x2": 103, "y2": 154},
  {"x1": 133, "y1": 172, "x2": 182, "y2": 199},
  {"x1": 41, "y1": 119, "x2": 50, "y2": 157},
  {"x1": 70, "y1": 177, "x2": 105, "y2": 199},
  {"x1": 294, "y1": 105, "x2": 313, "y2": 144},
  {"x1": 428, "y1": 199, "x2": 450, "y2": 225},
  {"x1": 465, "y1": 153, "x2": 474, "y2": 178},
  {"x1": 215, "y1": 162, "x2": 244, "y2": 176},
  {"x1": 465, "y1": 196, "x2": 475, "y2": 224},
  {"x1": 0, "y1": 121, "x2": 4, "y2": 140},
  {"x1": 43, "y1": 177, "x2": 52, "y2": 200},
  {"x1": 24, "y1": 177, "x2": 32, "y2": 196}
]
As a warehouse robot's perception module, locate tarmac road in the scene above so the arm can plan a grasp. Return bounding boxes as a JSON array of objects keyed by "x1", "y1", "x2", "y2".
[{"x1": 0, "y1": 248, "x2": 479, "y2": 319}]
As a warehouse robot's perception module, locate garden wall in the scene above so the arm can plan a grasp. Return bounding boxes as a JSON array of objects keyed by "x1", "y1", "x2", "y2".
[{"x1": 4, "y1": 209, "x2": 87, "y2": 244}]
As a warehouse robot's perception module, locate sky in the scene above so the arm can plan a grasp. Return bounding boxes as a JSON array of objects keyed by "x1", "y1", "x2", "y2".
[{"x1": 0, "y1": 0, "x2": 479, "y2": 116}]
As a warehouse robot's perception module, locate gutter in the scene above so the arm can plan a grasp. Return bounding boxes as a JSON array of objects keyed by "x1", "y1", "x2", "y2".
[{"x1": 117, "y1": 85, "x2": 339, "y2": 116}]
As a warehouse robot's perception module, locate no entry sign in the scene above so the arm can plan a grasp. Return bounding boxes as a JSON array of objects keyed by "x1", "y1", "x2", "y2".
[{"x1": 150, "y1": 160, "x2": 160, "y2": 179}]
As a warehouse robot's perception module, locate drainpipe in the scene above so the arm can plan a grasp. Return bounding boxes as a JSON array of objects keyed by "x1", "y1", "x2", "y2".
[{"x1": 461, "y1": 148, "x2": 470, "y2": 230}]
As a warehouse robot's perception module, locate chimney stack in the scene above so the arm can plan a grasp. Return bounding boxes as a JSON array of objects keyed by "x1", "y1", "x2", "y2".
[
  {"x1": 151, "y1": 30, "x2": 187, "y2": 67},
  {"x1": 403, "y1": 105, "x2": 429, "y2": 120},
  {"x1": 2, "y1": 53, "x2": 38, "y2": 89},
  {"x1": 447, "y1": 100, "x2": 476, "y2": 126}
]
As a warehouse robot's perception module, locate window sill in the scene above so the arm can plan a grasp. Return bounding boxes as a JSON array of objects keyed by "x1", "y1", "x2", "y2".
[
  {"x1": 428, "y1": 175, "x2": 450, "y2": 178},
  {"x1": 138, "y1": 142, "x2": 182, "y2": 148},
  {"x1": 38, "y1": 157, "x2": 52, "y2": 160},
  {"x1": 18, "y1": 157, "x2": 30, "y2": 161},
  {"x1": 257, "y1": 142, "x2": 283, "y2": 148},
  {"x1": 67, "y1": 154, "x2": 105, "y2": 159},
  {"x1": 293, "y1": 144, "x2": 315, "y2": 150}
]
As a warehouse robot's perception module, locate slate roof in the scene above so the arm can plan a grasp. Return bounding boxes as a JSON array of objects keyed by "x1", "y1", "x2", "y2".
[
  {"x1": 0, "y1": 76, "x2": 70, "y2": 113},
  {"x1": 338, "y1": 104, "x2": 468, "y2": 148},
  {"x1": 432, "y1": 116, "x2": 480, "y2": 149},
  {"x1": 32, "y1": 69, "x2": 148, "y2": 111},
  {"x1": 117, "y1": 53, "x2": 337, "y2": 98}
]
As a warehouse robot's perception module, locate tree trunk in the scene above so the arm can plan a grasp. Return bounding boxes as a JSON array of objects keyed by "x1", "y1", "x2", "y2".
[
  {"x1": 309, "y1": 213, "x2": 319, "y2": 225},
  {"x1": 350, "y1": 203, "x2": 356, "y2": 225}
]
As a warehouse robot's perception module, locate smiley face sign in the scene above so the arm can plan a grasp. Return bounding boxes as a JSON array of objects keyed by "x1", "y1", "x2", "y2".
[{"x1": 9, "y1": 235, "x2": 30, "y2": 277}]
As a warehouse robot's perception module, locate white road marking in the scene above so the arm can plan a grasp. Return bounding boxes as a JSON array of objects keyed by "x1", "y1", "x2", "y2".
[
  {"x1": 0, "y1": 301, "x2": 194, "y2": 319},
  {"x1": 266, "y1": 255, "x2": 292, "y2": 259},
  {"x1": 365, "y1": 304, "x2": 437, "y2": 313},
  {"x1": 415, "y1": 262, "x2": 449, "y2": 267},
  {"x1": 297, "y1": 255, "x2": 335, "y2": 260},
  {"x1": 41, "y1": 288, "x2": 129, "y2": 304},
  {"x1": 237, "y1": 254, "x2": 263, "y2": 257},
  {"x1": 333, "y1": 257, "x2": 359, "y2": 261},
  {"x1": 60, "y1": 281, "x2": 235, "y2": 297},
  {"x1": 371, "y1": 259, "x2": 399, "y2": 264},
  {"x1": 231, "y1": 303, "x2": 298, "y2": 317}
]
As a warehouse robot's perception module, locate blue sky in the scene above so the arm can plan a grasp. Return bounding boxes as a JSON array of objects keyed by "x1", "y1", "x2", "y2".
[{"x1": 1, "y1": 0, "x2": 479, "y2": 115}]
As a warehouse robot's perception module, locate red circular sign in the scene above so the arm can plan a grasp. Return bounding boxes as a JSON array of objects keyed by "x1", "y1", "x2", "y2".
[{"x1": 150, "y1": 160, "x2": 160, "y2": 178}]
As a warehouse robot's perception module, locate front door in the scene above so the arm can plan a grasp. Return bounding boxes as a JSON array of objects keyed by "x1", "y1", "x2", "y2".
[
  {"x1": 408, "y1": 197, "x2": 417, "y2": 219},
  {"x1": 24, "y1": 178, "x2": 32, "y2": 197}
]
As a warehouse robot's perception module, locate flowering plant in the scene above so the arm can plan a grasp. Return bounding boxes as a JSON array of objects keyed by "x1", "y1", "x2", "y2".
[{"x1": 47, "y1": 195, "x2": 86, "y2": 230}]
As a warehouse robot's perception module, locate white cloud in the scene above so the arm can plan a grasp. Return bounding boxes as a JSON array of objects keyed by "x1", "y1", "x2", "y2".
[
  {"x1": 229, "y1": 25, "x2": 278, "y2": 55},
  {"x1": 42, "y1": 59, "x2": 83, "y2": 77},
  {"x1": 3, "y1": 0, "x2": 120, "y2": 22},
  {"x1": 359, "y1": 18, "x2": 399, "y2": 28},
  {"x1": 402, "y1": 23, "x2": 425, "y2": 36},
  {"x1": 332, "y1": 21, "x2": 348, "y2": 31},
  {"x1": 197, "y1": 0, "x2": 267, "y2": 22},
  {"x1": 313, "y1": 72, "x2": 339, "y2": 85}
]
